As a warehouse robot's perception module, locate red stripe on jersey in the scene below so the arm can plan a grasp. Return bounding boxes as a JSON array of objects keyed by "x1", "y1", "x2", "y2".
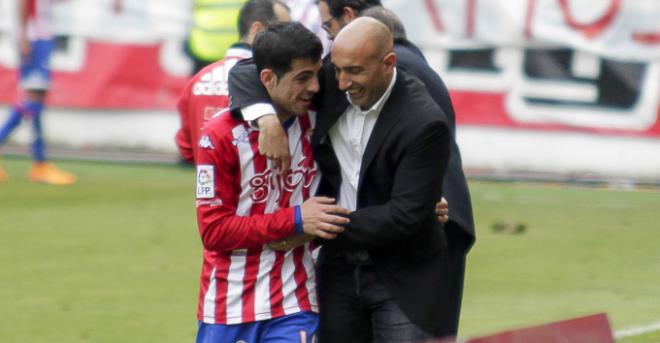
[
  {"x1": 298, "y1": 115, "x2": 315, "y2": 201},
  {"x1": 241, "y1": 249, "x2": 261, "y2": 322},
  {"x1": 278, "y1": 170, "x2": 294, "y2": 209},
  {"x1": 248, "y1": 125, "x2": 268, "y2": 215},
  {"x1": 292, "y1": 246, "x2": 311, "y2": 311},
  {"x1": 269, "y1": 251, "x2": 286, "y2": 317},
  {"x1": 214, "y1": 252, "x2": 231, "y2": 323},
  {"x1": 241, "y1": 128, "x2": 267, "y2": 322},
  {"x1": 198, "y1": 260, "x2": 211, "y2": 320}
]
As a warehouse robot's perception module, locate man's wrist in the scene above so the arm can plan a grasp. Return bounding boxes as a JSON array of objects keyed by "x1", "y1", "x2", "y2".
[
  {"x1": 249, "y1": 113, "x2": 278, "y2": 130},
  {"x1": 294, "y1": 205, "x2": 303, "y2": 234}
]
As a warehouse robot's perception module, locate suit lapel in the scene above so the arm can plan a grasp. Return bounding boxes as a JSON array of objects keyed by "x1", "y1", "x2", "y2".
[
  {"x1": 313, "y1": 95, "x2": 347, "y2": 147},
  {"x1": 312, "y1": 60, "x2": 349, "y2": 147},
  {"x1": 358, "y1": 73, "x2": 405, "y2": 190}
]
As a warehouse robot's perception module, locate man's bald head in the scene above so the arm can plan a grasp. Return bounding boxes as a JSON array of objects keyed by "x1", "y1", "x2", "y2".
[
  {"x1": 331, "y1": 17, "x2": 397, "y2": 110},
  {"x1": 333, "y1": 17, "x2": 393, "y2": 60}
]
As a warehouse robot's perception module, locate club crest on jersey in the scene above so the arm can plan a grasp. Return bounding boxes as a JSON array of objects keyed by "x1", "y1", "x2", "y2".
[
  {"x1": 232, "y1": 127, "x2": 255, "y2": 146},
  {"x1": 199, "y1": 135, "x2": 215, "y2": 150},
  {"x1": 196, "y1": 165, "x2": 215, "y2": 198}
]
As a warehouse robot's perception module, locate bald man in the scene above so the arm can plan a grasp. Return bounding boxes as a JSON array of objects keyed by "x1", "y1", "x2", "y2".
[
  {"x1": 230, "y1": 4, "x2": 473, "y2": 337},
  {"x1": 230, "y1": 18, "x2": 450, "y2": 341},
  {"x1": 310, "y1": 18, "x2": 451, "y2": 341}
]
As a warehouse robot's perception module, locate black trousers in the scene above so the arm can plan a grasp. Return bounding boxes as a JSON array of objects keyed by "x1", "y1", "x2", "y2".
[
  {"x1": 435, "y1": 225, "x2": 471, "y2": 337},
  {"x1": 317, "y1": 260, "x2": 434, "y2": 343}
]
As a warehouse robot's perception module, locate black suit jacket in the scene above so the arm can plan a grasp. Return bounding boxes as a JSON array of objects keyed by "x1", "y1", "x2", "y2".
[
  {"x1": 394, "y1": 39, "x2": 475, "y2": 247},
  {"x1": 315, "y1": 66, "x2": 453, "y2": 335}
]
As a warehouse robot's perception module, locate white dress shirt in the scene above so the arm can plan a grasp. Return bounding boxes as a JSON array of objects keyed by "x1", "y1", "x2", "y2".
[{"x1": 329, "y1": 68, "x2": 397, "y2": 211}]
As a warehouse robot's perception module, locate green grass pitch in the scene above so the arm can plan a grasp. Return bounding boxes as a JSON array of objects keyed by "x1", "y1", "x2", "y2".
[{"x1": 1, "y1": 157, "x2": 659, "y2": 342}]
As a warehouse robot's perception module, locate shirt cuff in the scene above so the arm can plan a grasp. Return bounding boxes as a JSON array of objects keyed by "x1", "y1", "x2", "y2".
[
  {"x1": 294, "y1": 205, "x2": 303, "y2": 235},
  {"x1": 241, "y1": 103, "x2": 277, "y2": 122}
]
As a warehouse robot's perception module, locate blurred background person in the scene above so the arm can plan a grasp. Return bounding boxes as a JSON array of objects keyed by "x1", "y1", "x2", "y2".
[
  {"x1": 186, "y1": 0, "x2": 246, "y2": 75},
  {"x1": 176, "y1": 0, "x2": 291, "y2": 164},
  {"x1": 281, "y1": 0, "x2": 330, "y2": 51},
  {"x1": 0, "y1": 0, "x2": 77, "y2": 185}
]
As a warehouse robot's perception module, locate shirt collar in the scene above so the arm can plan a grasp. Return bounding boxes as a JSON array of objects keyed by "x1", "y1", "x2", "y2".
[
  {"x1": 225, "y1": 43, "x2": 253, "y2": 59},
  {"x1": 346, "y1": 67, "x2": 397, "y2": 116}
]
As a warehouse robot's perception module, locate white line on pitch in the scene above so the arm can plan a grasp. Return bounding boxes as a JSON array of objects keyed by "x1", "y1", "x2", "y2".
[{"x1": 615, "y1": 321, "x2": 660, "y2": 338}]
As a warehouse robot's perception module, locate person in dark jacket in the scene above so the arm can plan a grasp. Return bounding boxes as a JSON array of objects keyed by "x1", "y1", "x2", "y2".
[{"x1": 228, "y1": 1, "x2": 474, "y2": 338}]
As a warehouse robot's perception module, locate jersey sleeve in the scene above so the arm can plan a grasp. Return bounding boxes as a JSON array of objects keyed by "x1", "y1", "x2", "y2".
[
  {"x1": 195, "y1": 124, "x2": 296, "y2": 252},
  {"x1": 175, "y1": 81, "x2": 195, "y2": 163}
]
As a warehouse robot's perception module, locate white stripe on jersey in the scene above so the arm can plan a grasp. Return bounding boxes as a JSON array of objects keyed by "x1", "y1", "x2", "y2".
[
  {"x1": 202, "y1": 267, "x2": 217, "y2": 322},
  {"x1": 281, "y1": 249, "x2": 301, "y2": 315},
  {"x1": 233, "y1": 125, "x2": 255, "y2": 216},
  {"x1": 225, "y1": 252, "x2": 247, "y2": 324},
  {"x1": 287, "y1": 120, "x2": 305, "y2": 207},
  {"x1": 254, "y1": 249, "x2": 276, "y2": 321},
  {"x1": 303, "y1": 245, "x2": 318, "y2": 309},
  {"x1": 264, "y1": 161, "x2": 281, "y2": 213}
]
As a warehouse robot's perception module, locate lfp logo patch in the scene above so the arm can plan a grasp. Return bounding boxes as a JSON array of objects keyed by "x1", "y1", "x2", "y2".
[{"x1": 196, "y1": 165, "x2": 215, "y2": 199}]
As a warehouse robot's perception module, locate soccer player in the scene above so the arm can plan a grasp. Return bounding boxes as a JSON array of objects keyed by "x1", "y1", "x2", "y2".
[
  {"x1": 0, "y1": 0, "x2": 76, "y2": 185},
  {"x1": 228, "y1": 2, "x2": 473, "y2": 338},
  {"x1": 194, "y1": 22, "x2": 349, "y2": 342},
  {"x1": 176, "y1": 0, "x2": 291, "y2": 164}
]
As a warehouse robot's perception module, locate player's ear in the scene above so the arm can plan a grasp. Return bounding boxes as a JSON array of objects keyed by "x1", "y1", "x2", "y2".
[{"x1": 260, "y1": 68, "x2": 277, "y2": 91}]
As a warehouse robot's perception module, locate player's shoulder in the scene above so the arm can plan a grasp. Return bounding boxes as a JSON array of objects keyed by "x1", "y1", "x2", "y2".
[
  {"x1": 201, "y1": 109, "x2": 245, "y2": 136},
  {"x1": 197, "y1": 110, "x2": 248, "y2": 158},
  {"x1": 189, "y1": 59, "x2": 232, "y2": 85},
  {"x1": 195, "y1": 59, "x2": 228, "y2": 78}
]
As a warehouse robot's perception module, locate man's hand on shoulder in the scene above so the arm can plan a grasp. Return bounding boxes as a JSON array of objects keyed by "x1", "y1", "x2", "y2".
[{"x1": 257, "y1": 114, "x2": 291, "y2": 174}]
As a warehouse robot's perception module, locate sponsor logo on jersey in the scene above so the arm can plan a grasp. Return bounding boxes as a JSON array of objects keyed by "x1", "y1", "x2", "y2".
[
  {"x1": 192, "y1": 81, "x2": 229, "y2": 96},
  {"x1": 199, "y1": 135, "x2": 215, "y2": 150},
  {"x1": 249, "y1": 158, "x2": 317, "y2": 203},
  {"x1": 196, "y1": 165, "x2": 215, "y2": 198},
  {"x1": 195, "y1": 198, "x2": 223, "y2": 207}
]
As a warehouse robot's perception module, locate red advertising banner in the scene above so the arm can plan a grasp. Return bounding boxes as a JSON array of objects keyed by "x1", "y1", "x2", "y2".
[
  {"x1": 0, "y1": 41, "x2": 187, "y2": 110},
  {"x1": 1, "y1": 0, "x2": 659, "y2": 139}
]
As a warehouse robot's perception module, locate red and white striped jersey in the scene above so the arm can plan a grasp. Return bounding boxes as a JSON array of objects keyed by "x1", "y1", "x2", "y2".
[
  {"x1": 25, "y1": 0, "x2": 53, "y2": 40},
  {"x1": 176, "y1": 44, "x2": 253, "y2": 163},
  {"x1": 195, "y1": 110, "x2": 319, "y2": 325}
]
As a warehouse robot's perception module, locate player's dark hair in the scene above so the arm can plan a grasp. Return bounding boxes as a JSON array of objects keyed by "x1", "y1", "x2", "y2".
[
  {"x1": 320, "y1": 0, "x2": 382, "y2": 18},
  {"x1": 237, "y1": 0, "x2": 289, "y2": 39},
  {"x1": 252, "y1": 22, "x2": 323, "y2": 78}
]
